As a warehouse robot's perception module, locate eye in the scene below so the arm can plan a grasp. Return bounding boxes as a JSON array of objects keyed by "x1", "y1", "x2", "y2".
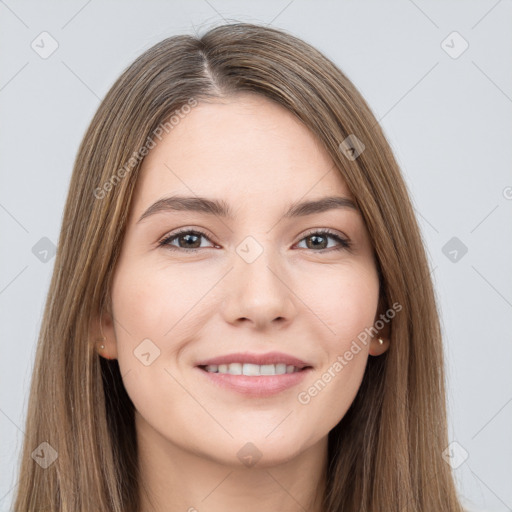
[
  {"x1": 295, "y1": 229, "x2": 351, "y2": 252},
  {"x1": 157, "y1": 228, "x2": 351, "y2": 253},
  {"x1": 157, "y1": 228, "x2": 216, "y2": 252}
]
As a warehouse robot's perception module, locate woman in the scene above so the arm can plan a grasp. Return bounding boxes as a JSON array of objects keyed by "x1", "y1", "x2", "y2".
[{"x1": 13, "y1": 22, "x2": 464, "y2": 512}]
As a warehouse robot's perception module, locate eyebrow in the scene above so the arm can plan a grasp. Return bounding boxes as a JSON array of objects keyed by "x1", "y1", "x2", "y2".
[{"x1": 136, "y1": 195, "x2": 358, "y2": 224}]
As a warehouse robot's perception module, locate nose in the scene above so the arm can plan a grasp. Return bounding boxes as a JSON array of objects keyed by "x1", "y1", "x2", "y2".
[{"x1": 221, "y1": 248, "x2": 298, "y2": 330}]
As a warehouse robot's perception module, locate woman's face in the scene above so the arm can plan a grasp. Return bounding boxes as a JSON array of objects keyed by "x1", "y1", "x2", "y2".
[{"x1": 102, "y1": 93, "x2": 385, "y2": 467}]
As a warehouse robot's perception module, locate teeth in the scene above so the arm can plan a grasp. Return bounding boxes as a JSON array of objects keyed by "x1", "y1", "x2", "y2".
[
  {"x1": 204, "y1": 363, "x2": 301, "y2": 375},
  {"x1": 228, "y1": 363, "x2": 242, "y2": 375}
]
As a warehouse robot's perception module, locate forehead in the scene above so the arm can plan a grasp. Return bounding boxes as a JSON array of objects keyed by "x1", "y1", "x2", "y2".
[{"x1": 130, "y1": 94, "x2": 354, "y2": 220}]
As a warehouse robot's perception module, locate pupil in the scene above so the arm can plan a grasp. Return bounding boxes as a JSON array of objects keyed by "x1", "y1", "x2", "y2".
[
  {"x1": 308, "y1": 235, "x2": 326, "y2": 249},
  {"x1": 182, "y1": 234, "x2": 200, "y2": 248}
]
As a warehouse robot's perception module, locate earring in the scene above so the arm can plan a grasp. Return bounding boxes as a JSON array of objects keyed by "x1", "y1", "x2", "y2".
[
  {"x1": 377, "y1": 338, "x2": 384, "y2": 345},
  {"x1": 98, "y1": 309, "x2": 107, "y2": 351},
  {"x1": 97, "y1": 336, "x2": 106, "y2": 350}
]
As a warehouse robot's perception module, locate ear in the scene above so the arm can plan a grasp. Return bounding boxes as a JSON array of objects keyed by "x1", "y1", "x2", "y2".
[
  {"x1": 90, "y1": 302, "x2": 118, "y2": 360},
  {"x1": 369, "y1": 295, "x2": 391, "y2": 357}
]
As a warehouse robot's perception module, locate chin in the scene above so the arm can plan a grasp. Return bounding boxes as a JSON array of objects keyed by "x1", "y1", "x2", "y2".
[{"x1": 207, "y1": 430, "x2": 315, "y2": 469}]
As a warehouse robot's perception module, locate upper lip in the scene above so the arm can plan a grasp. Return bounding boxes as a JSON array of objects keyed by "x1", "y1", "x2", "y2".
[{"x1": 196, "y1": 351, "x2": 312, "y2": 369}]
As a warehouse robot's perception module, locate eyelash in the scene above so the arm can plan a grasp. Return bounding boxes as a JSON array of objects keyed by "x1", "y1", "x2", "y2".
[{"x1": 157, "y1": 228, "x2": 351, "y2": 253}]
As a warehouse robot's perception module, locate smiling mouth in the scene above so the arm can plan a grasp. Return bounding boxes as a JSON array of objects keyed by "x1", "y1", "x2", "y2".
[{"x1": 198, "y1": 363, "x2": 312, "y2": 376}]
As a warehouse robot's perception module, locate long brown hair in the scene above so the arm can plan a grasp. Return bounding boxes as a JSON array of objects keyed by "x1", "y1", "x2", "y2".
[{"x1": 13, "y1": 22, "x2": 464, "y2": 512}]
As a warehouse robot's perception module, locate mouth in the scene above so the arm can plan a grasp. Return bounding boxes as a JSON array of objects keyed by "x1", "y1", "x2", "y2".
[
  {"x1": 198, "y1": 362, "x2": 308, "y2": 375},
  {"x1": 195, "y1": 351, "x2": 312, "y2": 370},
  {"x1": 195, "y1": 352, "x2": 313, "y2": 397}
]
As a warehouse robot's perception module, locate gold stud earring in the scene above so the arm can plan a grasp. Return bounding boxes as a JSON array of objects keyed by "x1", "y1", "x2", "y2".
[{"x1": 377, "y1": 338, "x2": 384, "y2": 345}]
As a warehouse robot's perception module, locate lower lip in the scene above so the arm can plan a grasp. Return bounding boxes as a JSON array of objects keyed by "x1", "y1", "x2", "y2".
[{"x1": 196, "y1": 366, "x2": 312, "y2": 397}]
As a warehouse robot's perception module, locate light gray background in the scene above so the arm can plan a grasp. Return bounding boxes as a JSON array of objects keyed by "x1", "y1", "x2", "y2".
[{"x1": 1, "y1": 1, "x2": 511, "y2": 511}]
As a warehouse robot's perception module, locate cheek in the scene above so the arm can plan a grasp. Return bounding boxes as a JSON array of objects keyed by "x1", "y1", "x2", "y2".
[
  {"x1": 293, "y1": 261, "x2": 379, "y2": 427},
  {"x1": 111, "y1": 260, "x2": 216, "y2": 353},
  {"x1": 109, "y1": 261, "x2": 210, "y2": 429},
  {"x1": 297, "y1": 259, "x2": 380, "y2": 345},
  {"x1": 323, "y1": 262, "x2": 379, "y2": 378}
]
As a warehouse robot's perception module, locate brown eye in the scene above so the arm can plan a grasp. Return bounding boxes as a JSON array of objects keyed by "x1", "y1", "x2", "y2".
[
  {"x1": 158, "y1": 229, "x2": 214, "y2": 252},
  {"x1": 175, "y1": 233, "x2": 202, "y2": 249},
  {"x1": 305, "y1": 234, "x2": 329, "y2": 250},
  {"x1": 157, "y1": 228, "x2": 350, "y2": 254},
  {"x1": 296, "y1": 230, "x2": 351, "y2": 252}
]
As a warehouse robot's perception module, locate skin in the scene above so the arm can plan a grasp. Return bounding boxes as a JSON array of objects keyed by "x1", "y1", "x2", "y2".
[{"x1": 95, "y1": 93, "x2": 389, "y2": 512}]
